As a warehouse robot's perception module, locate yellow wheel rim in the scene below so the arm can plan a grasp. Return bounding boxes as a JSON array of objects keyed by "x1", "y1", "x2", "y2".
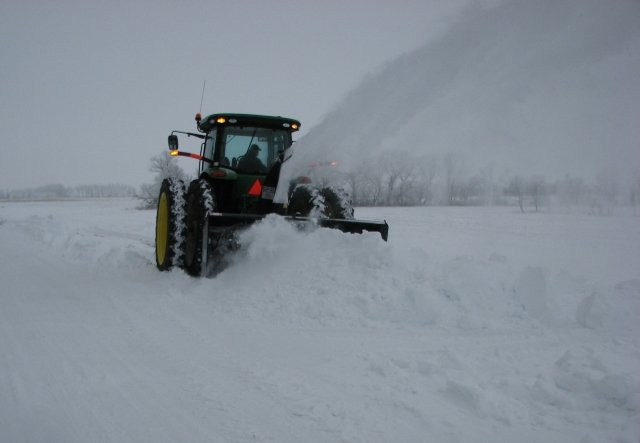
[{"x1": 156, "y1": 193, "x2": 169, "y2": 265}]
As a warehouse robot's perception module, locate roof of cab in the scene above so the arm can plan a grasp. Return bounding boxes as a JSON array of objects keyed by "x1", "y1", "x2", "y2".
[{"x1": 198, "y1": 113, "x2": 301, "y2": 133}]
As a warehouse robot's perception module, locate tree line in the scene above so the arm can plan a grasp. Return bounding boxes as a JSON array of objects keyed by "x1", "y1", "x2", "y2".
[
  {"x1": 139, "y1": 150, "x2": 640, "y2": 214},
  {"x1": 0, "y1": 183, "x2": 136, "y2": 201},
  {"x1": 313, "y1": 152, "x2": 640, "y2": 214},
  {"x1": 10, "y1": 151, "x2": 637, "y2": 216}
]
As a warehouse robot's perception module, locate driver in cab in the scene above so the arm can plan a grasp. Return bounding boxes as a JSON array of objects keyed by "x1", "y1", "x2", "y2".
[{"x1": 237, "y1": 144, "x2": 267, "y2": 174}]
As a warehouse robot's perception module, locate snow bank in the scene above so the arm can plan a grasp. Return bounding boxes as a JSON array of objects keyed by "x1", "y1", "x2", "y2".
[{"x1": 1, "y1": 200, "x2": 639, "y2": 442}]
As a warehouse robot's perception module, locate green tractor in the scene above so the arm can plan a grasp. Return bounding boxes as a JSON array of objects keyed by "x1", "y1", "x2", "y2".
[{"x1": 155, "y1": 112, "x2": 389, "y2": 277}]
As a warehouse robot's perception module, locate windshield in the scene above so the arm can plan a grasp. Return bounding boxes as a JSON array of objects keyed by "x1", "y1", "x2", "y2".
[{"x1": 221, "y1": 126, "x2": 291, "y2": 174}]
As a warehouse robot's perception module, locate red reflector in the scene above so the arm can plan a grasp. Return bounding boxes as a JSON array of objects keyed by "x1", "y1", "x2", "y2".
[{"x1": 247, "y1": 179, "x2": 262, "y2": 196}]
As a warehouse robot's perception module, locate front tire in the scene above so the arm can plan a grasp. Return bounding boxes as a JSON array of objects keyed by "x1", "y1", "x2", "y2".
[
  {"x1": 320, "y1": 186, "x2": 354, "y2": 220},
  {"x1": 155, "y1": 178, "x2": 186, "y2": 271},
  {"x1": 287, "y1": 184, "x2": 322, "y2": 217},
  {"x1": 184, "y1": 179, "x2": 216, "y2": 277},
  {"x1": 288, "y1": 184, "x2": 354, "y2": 220}
]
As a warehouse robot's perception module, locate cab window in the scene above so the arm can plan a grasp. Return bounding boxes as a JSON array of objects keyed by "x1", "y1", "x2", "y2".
[
  {"x1": 203, "y1": 131, "x2": 217, "y2": 162},
  {"x1": 221, "y1": 126, "x2": 291, "y2": 171}
]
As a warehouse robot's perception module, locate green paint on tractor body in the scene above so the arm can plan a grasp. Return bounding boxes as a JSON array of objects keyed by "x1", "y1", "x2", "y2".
[{"x1": 157, "y1": 112, "x2": 388, "y2": 276}]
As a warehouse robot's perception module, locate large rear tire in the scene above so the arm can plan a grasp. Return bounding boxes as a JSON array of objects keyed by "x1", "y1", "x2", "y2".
[
  {"x1": 155, "y1": 178, "x2": 186, "y2": 271},
  {"x1": 184, "y1": 179, "x2": 216, "y2": 277}
]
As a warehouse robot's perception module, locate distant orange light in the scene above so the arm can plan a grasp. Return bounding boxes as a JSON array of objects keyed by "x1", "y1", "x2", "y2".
[
  {"x1": 291, "y1": 123, "x2": 299, "y2": 130},
  {"x1": 216, "y1": 117, "x2": 226, "y2": 124},
  {"x1": 169, "y1": 150, "x2": 179, "y2": 156}
]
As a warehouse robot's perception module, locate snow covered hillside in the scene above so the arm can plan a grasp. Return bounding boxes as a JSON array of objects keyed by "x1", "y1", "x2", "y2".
[
  {"x1": 296, "y1": 0, "x2": 640, "y2": 181},
  {"x1": 1, "y1": 199, "x2": 639, "y2": 442}
]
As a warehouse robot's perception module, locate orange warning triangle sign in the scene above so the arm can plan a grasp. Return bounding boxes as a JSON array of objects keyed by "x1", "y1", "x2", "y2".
[{"x1": 247, "y1": 179, "x2": 263, "y2": 196}]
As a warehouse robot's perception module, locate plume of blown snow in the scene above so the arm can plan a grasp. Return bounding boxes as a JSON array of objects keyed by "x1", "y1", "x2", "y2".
[{"x1": 293, "y1": 0, "x2": 640, "y2": 181}]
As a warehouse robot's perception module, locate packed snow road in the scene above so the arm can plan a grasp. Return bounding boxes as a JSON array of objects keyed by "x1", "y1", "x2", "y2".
[{"x1": 1, "y1": 199, "x2": 639, "y2": 442}]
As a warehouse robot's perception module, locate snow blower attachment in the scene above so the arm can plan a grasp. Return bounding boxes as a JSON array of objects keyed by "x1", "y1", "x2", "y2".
[{"x1": 155, "y1": 113, "x2": 389, "y2": 276}]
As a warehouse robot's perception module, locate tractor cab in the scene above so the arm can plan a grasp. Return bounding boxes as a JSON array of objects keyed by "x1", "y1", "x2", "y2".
[
  {"x1": 170, "y1": 113, "x2": 301, "y2": 214},
  {"x1": 197, "y1": 113, "x2": 300, "y2": 173}
]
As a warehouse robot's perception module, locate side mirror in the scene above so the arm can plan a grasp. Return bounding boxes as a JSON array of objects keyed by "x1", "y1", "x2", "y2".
[{"x1": 168, "y1": 134, "x2": 178, "y2": 151}]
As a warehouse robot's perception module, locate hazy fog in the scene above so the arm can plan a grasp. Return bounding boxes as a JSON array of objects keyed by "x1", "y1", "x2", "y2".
[{"x1": 0, "y1": 0, "x2": 466, "y2": 189}]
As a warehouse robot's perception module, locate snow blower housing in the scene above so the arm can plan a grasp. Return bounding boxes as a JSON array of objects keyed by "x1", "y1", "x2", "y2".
[{"x1": 156, "y1": 112, "x2": 389, "y2": 276}]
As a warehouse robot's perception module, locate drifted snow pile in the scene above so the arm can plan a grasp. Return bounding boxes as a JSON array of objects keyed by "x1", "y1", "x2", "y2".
[{"x1": 1, "y1": 200, "x2": 639, "y2": 442}]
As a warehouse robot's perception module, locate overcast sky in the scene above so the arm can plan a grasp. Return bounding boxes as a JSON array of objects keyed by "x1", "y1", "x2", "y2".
[{"x1": 1, "y1": 0, "x2": 477, "y2": 189}]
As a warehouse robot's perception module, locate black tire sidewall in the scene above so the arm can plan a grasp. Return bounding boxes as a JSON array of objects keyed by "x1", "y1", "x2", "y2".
[
  {"x1": 184, "y1": 179, "x2": 215, "y2": 276},
  {"x1": 288, "y1": 184, "x2": 315, "y2": 216},
  {"x1": 321, "y1": 186, "x2": 354, "y2": 220}
]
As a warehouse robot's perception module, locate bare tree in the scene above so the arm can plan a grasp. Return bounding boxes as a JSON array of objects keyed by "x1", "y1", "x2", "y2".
[
  {"x1": 377, "y1": 151, "x2": 403, "y2": 205},
  {"x1": 138, "y1": 152, "x2": 189, "y2": 209},
  {"x1": 443, "y1": 153, "x2": 467, "y2": 205},
  {"x1": 392, "y1": 153, "x2": 420, "y2": 206},
  {"x1": 528, "y1": 176, "x2": 547, "y2": 212},
  {"x1": 349, "y1": 158, "x2": 384, "y2": 206},
  {"x1": 416, "y1": 155, "x2": 438, "y2": 205},
  {"x1": 589, "y1": 173, "x2": 618, "y2": 216},
  {"x1": 505, "y1": 176, "x2": 525, "y2": 212},
  {"x1": 477, "y1": 164, "x2": 502, "y2": 206}
]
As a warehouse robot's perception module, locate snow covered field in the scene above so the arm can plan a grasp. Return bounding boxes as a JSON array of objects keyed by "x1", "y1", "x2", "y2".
[{"x1": 1, "y1": 199, "x2": 639, "y2": 443}]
